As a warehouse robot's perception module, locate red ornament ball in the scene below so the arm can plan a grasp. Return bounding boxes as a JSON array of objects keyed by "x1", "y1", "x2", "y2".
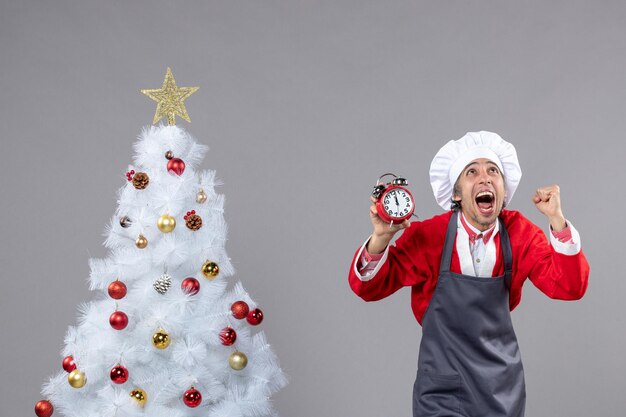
[
  {"x1": 246, "y1": 308, "x2": 264, "y2": 325},
  {"x1": 107, "y1": 281, "x2": 127, "y2": 300},
  {"x1": 110, "y1": 364, "x2": 129, "y2": 384},
  {"x1": 167, "y1": 158, "x2": 186, "y2": 176},
  {"x1": 219, "y1": 327, "x2": 237, "y2": 346},
  {"x1": 35, "y1": 400, "x2": 54, "y2": 417},
  {"x1": 231, "y1": 301, "x2": 250, "y2": 319},
  {"x1": 183, "y1": 387, "x2": 202, "y2": 408},
  {"x1": 62, "y1": 355, "x2": 76, "y2": 373},
  {"x1": 109, "y1": 311, "x2": 128, "y2": 330},
  {"x1": 181, "y1": 277, "x2": 200, "y2": 295}
]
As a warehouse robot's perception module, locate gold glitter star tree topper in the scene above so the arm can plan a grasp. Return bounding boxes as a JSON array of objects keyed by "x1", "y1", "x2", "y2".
[{"x1": 141, "y1": 68, "x2": 199, "y2": 125}]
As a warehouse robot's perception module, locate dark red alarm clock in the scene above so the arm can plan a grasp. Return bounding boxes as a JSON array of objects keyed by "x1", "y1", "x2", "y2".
[{"x1": 372, "y1": 173, "x2": 416, "y2": 224}]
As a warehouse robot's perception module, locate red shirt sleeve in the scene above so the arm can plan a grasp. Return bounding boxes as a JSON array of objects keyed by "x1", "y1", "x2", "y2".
[
  {"x1": 348, "y1": 222, "x2": 430, "y2": 302},
  {"x1": 517, "y1": 217, "x2": 589, "y2": 300}
]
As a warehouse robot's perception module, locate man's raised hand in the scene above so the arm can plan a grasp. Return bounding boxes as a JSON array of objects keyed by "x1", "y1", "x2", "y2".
[{"x1": 532, "y1": 184, "x2": 566, "y2": 231}]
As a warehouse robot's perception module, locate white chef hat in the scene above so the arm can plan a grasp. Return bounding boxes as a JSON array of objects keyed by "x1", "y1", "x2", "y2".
[{"x1": 429, "y1": 131, "x2": 522, "y2": 210}]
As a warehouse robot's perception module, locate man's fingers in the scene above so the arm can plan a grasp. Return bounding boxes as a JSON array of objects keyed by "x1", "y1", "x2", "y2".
[
  {"x1": 536, "y1": 185, "x2": 560, "y2": 197},
  {"x1": 535, "y1": 190, "x2": 550, "y2": 202},
  {"x1": 389, "y1": 223, "x2": 406, "y2": 232},
  {"x1": 535, "y1": 188, "x2": 554, "y2": 202},
  {"x1": 369, "y1": 196, "x2": 410, "y2": 230}
]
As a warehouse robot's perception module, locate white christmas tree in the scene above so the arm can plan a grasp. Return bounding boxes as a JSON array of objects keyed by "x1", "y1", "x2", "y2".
[{"x1": 34, "y1": 69, "x2": 287, "y2": 417}]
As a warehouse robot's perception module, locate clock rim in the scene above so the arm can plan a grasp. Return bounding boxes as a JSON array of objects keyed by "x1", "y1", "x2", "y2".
[{"x1": 376, "y1": 185, "x2": 415, "y2": 223}]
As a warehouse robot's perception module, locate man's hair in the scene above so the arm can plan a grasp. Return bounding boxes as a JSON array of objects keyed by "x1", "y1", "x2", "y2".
[
  {"x1": 450, "y1": 178, "x2": 463, "y2": 212},
  {"x1": 449, "y1": 174, "x2": 507, "y2": 212}
]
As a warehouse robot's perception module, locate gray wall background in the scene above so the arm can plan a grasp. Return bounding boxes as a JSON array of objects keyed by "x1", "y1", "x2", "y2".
[{"x1": 1, "y1": 1, "x2": 624, "y2": 416}]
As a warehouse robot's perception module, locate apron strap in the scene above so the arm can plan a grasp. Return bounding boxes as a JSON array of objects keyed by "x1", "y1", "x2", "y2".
[
  {"x1": 498, "y1": 216, "x2": 513, "y2": 274},
  {"x1": 439, "y1": 211, "x2": 513, "y2": 275},
  {"x1": 439, "y1": 211, "x2": 459, "y2": 274}
]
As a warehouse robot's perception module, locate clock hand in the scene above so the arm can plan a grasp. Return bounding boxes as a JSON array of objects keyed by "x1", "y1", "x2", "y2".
[{"x1": 394, "y1": 193, "x2": 400, "y2": 216}]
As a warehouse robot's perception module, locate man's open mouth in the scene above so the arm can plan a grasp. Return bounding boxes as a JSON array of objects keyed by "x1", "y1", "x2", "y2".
[{"x1": 475, "y1": 191, "x2": 495, "y2": 215}]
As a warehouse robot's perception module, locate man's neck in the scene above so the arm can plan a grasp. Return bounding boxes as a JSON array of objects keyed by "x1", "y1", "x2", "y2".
[{"x1": 460, "y1": 210, "x2": 496, "y2": 233}]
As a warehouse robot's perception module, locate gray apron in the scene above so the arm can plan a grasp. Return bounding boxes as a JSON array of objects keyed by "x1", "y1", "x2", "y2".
[{"x1": 413, "y1": 212, "x2": 526, "y2": 417}]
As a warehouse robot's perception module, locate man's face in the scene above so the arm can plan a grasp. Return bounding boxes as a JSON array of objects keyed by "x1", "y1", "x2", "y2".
[{"x1": 453, "y1": 158, "x2": 506, "y2": 231}]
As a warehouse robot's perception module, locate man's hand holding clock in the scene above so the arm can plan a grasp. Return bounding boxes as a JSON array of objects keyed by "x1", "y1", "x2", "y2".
[
  {"x1": 367, "y1": 195, "x2": 410, "y2": 254},
  {"x1": 367, "y1": 175, "x2": 415, "y2": 254}
]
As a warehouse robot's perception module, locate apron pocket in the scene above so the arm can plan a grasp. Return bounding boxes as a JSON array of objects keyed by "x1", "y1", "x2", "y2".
[{"x1": 413, "y1": 369, "x2": 461, "y2": 417}]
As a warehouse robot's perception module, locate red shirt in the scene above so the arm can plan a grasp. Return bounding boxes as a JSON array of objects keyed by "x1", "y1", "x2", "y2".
[{"x1": 348, "y1": 210, "x2": 589, "y2": 325}]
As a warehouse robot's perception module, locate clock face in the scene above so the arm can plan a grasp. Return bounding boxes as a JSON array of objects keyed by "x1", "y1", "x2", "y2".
[{"x1": 382, "y1": 188, "x2": 414, "y2": 219}]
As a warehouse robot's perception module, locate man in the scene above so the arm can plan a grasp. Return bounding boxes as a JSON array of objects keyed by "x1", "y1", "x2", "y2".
[{"x1": 348, "y1": 131, "x2": 589, "y2": 417}]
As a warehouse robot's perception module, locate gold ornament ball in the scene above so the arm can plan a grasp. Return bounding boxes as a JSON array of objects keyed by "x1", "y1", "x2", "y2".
[
  {"x1": 130, "y1": 388, "x2": 148, "y2": 407},
  {"x1": 229, "y1": 351, "x2": 248, "y2": 370},
  {"x1": 157, "y1": 214, "x2": 176, "y2": 233},
  {"x1": 201, "y1": 261, "x2": 219, "y2": 280},
  {"x1": 196, "y1": 189, "x2": 208, "y2": 204},
  {"x1": 152, "y1": 329, "x2": 171, "y2": 349},
  {"x1": 135, "y1": 234, "x2": 148, "y2": 249},
  {"x1": 67, "y1": 369, "x2": 87, "y2": 388}
]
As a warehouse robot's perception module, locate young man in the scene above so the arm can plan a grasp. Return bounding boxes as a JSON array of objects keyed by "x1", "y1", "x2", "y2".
[{"x1": 348, "y1": 131, "x2": 589, "y2": 417}]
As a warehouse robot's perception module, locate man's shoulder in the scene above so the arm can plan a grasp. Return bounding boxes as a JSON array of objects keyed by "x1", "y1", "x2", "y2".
[
  {"x1": 500, "y1": 209, "x2": 524, "y2": 223},
  {"x1": 413, "y1": 211, "x2": 453, "y2": 230},
  {"x1": 404, "y1": 211, "x2": 452, "y2": 239},
  {"x1": 401, "y1": 211, "x2": 451, "y2": 246},
  {"x1": 500, "y1": 209, "x2": 542, "y2": 234}
]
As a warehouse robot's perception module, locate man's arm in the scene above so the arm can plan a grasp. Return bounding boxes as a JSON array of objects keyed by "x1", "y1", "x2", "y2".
[
  {"x1": 348, "y1": 197, "x2": 427, "y2": 301},
  {"x1": 525, "y1": 184, "x2": 589, "y2": 299},
  {"x1": 524, "y1": 220, "x2": 589, "y2": 299}
]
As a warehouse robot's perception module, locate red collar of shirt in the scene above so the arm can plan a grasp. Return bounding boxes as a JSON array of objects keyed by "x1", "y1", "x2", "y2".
[{"x1": 459, "y1": 212, "x2": 496, "y2": 244}]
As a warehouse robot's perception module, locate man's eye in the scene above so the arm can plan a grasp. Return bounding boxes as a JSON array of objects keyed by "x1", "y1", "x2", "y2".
[
  {"x1": 489, "y1": 167, "x2": 498, "y2": 173},
  {"x1": 467, "y1": 169, "x2": 476, "y2": 175}
]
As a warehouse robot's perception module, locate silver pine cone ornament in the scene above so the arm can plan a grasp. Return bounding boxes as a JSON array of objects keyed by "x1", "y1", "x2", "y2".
[{"x1": 153, "y1": 273, "x2": 172, "y2": 294}]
